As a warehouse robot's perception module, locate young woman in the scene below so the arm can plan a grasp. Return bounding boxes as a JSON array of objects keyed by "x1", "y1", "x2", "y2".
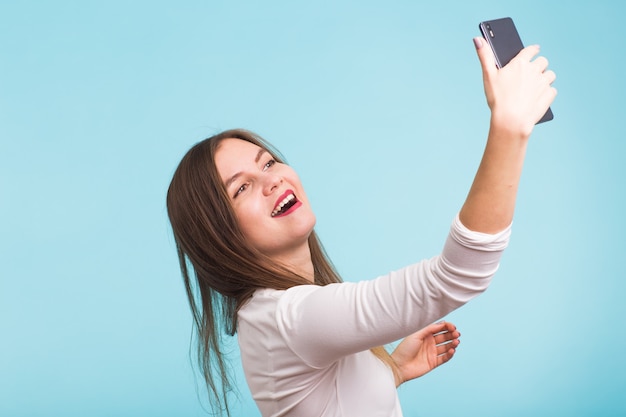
[{"x1": 166, "y1": 37, "x2": 556, "y2": 417}]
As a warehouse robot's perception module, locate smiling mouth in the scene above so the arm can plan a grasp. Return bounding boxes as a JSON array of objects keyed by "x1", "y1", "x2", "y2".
[{"x1": 271, "y1": 193, "x2": 298, "y2": 217}]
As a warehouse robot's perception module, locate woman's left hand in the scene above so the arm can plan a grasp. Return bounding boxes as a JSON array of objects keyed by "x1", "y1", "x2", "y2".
[{"x1": 391, "y1": 321, "x2": 460, "y2": 386}]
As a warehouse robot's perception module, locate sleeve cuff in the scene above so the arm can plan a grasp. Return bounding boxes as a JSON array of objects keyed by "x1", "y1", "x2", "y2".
[{"x1": 450, "y1": 213, "x2": 512, "y2": 252}]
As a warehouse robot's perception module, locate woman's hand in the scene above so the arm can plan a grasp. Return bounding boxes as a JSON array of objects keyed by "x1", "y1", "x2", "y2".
[
  {"x1": 459, "y1": 38, "x2": 558, "y2": 233},
  {"x1": 391, "y1": 321, "x2": 460, "y2": 387},
  {"x1": 475, "y1": 37, "x2": 557, "y2": 138}
]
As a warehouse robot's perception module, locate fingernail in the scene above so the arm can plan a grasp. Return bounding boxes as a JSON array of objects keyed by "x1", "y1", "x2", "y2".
[{"x1": 473, "y1": 37, "x2": 483, "y2": 49}]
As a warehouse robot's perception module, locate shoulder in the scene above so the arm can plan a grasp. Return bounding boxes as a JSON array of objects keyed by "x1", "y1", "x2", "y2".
[
  {"x1": 238, "y1": 285, "x2": 324, "y2": 320},
  {"x1": 241, "y1": 285, "x2": 321, "y2": 305},
  {"x1": 237, "y1": 285, "x2": 330, "y2": 367}
]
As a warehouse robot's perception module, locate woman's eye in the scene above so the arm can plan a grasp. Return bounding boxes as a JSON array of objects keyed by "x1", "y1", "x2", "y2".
[
  {"x1": 234, "y1": 183, "x2": 248, "y2": 198},
  {"x1": 263, "y1": 159, "x2": 276, "y2": 170}
]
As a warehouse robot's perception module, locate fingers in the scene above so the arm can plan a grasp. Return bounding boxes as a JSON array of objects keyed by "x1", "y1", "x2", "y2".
[
  {"x1": 532, "y1": 57, "x2": 557, "y2": 97},
  {"x1": 434, "y1": 332, "x2": 459, "y2": 352},
  {"x1": 478, "y1": 40, "x2": 549, "y2": 76},
  {"x1": 538, "y1": 63, "x2": 558, "y2": 111},
  {"x1": 543, "y1": 70, "x2": 558, "y2": 108},
  {"x1": 419, "y1": 320, "x2": 453, "y2": 337},
  {"x1": 533, "y1": 56, "x2": 549, "y2": 73},
  {"x1": 516, "y1": 44, "x2": 541, "y2": 63},
  {"x1": 435, "y1": 335, "x2": 459, "y2": 367},
  {"x1": 539, "y1": 83, "x2": 558, "y2": 114},
  {"x1": 432, "y1": 321, "x2": 460, "y2": 351},
  {"x1": 515, "y1": 46, "x2": 556, "y2": 89},
  {"x1": 432, "y1": 321, "x2": 460, "y2": 358},
  {"x1": 434, "y1": 329, "x2": 459, "y2": 346},
  {"x1": 544, "y1": 69, "x2": 557, "y2": 85},
  {"x1": 436, "y1": 343, "x2": 458, "y2": 366},
  {"x1": 432, "y1": 321, "x2": 458, "y2": 337},
  {"x1": 473, "y1": 37, "x2": 497, "y2": 79},
  {"x1": 474, "y1": 35, "x2": 557, "y2": 129},
  {"x1": 474, "y1": 38, "x2": 542, "y2": 68}
]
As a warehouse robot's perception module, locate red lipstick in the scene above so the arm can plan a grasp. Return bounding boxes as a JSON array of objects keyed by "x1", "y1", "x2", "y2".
[{"x1": 271, "y1": 189, "x2": 301, "y2": 218}]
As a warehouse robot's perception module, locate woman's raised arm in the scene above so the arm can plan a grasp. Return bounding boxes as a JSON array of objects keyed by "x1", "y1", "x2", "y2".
[{"x1": 459, "y1": 38, "x2": 557, "y2": 234}]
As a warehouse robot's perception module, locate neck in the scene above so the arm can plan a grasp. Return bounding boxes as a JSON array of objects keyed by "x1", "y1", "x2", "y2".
[{"x1": 272, "y1": 242, "x2": 315, "y2": 283}]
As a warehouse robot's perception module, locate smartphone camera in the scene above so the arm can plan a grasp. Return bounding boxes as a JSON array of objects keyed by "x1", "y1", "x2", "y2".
[{"x1": 486, "y1": 24, "x2": 495, "y2": 38}]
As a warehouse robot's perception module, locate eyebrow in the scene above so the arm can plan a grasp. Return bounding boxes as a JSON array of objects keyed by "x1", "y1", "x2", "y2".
[{"x1": 224, "y1": 148, "x2": 268, "y2": 190}]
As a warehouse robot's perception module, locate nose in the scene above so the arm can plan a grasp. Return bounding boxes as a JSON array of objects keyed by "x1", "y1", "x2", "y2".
[{"x1": 262, "y1": 172, "x2": 283, "y2": 196}]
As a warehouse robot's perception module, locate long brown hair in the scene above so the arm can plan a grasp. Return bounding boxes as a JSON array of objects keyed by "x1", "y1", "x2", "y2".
[{"x1": 166, "y1": 129, "x2": 396, "y2": 416}]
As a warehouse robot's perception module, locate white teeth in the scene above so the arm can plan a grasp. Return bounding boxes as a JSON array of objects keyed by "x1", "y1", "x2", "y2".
[{"x1": 271, "y1": 194, "x2": 296, "y2": 217}]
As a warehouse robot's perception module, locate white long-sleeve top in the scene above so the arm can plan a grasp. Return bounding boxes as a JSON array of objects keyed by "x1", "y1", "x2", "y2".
[{"x1": 237, "y1": 215, "x2": 511, "y2": 417}]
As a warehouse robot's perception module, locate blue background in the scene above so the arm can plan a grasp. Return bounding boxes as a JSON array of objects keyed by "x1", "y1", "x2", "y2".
[{"x1": 2, "y1": 1, "x2": 624, "y2": 416}]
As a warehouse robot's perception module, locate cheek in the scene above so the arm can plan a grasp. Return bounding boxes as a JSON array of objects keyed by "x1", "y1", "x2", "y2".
[
  {"x1": 283, "y1": 171, "x2": 307, "y2": 200},
  {"x1": 233, "y1": 199, "x2": 266, "y2": 236}
]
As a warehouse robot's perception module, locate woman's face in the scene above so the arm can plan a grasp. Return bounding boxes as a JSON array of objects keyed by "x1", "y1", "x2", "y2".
[{"x1": 215, "y1": 138, "x2": 316, "y2": 263}]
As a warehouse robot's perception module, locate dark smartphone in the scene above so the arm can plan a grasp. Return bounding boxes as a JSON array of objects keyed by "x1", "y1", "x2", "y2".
[{"x1": 479, "y1": 17, "x2": 553, "y2": 124}]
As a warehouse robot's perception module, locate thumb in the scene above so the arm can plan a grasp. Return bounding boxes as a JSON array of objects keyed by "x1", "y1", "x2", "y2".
[{"x1": 473, "y1": 36, "x2": 497, "y2": 80}]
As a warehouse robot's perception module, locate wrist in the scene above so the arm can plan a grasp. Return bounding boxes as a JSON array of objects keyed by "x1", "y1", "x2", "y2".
[{"x1": 489, "y1": 111, "x2": 534, "y2": 141}]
